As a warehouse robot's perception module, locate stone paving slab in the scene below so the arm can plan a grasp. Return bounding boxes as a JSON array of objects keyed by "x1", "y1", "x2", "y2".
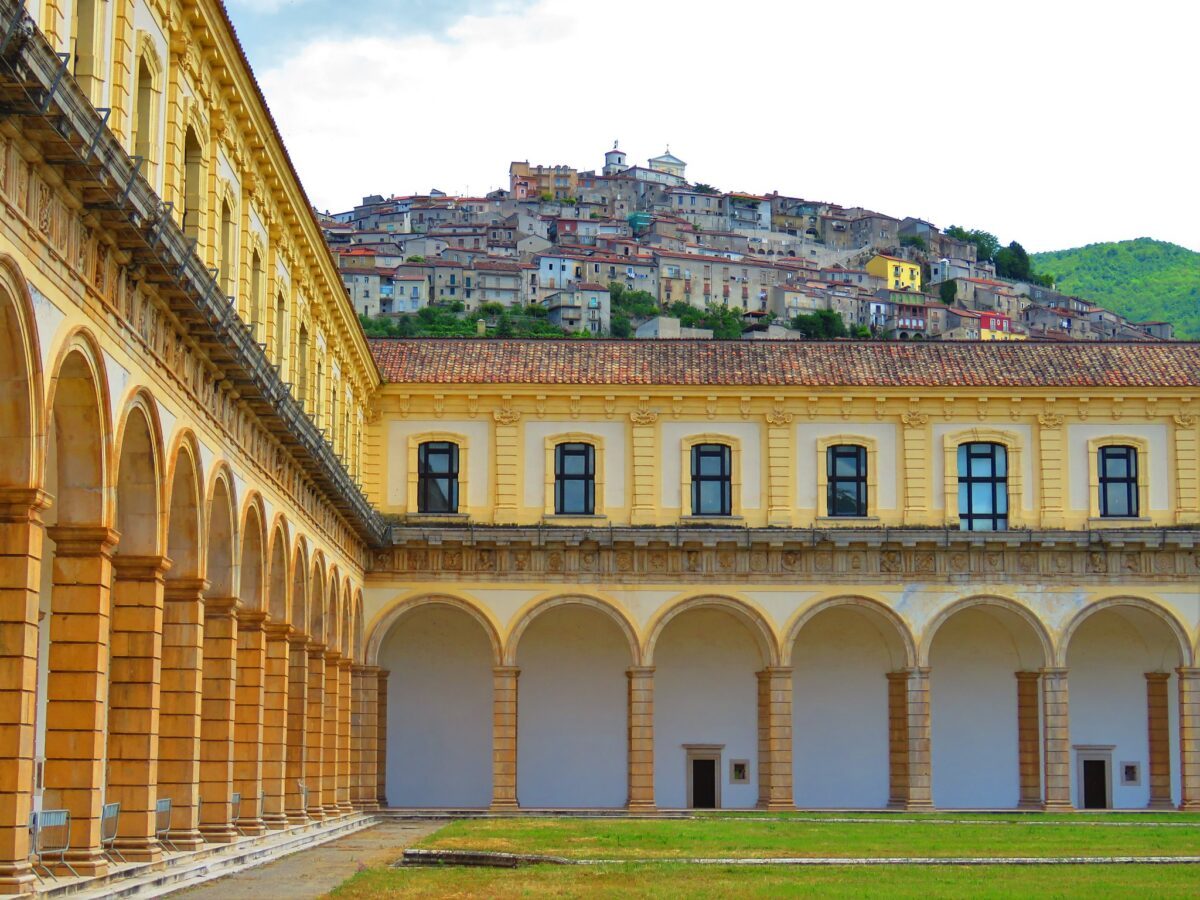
[{"x1": 172, "y1": 822, "x2": 443, "y2": 899}]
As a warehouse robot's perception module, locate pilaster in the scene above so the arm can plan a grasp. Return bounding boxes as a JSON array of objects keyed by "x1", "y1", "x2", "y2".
[
  {"x1": 1041, "y1": 667, "x2": 1072, "y2": 811},
  {"x1": 490, "y1": 666, "x2": 520, "y2": 810},
  {"x1": 765, "y1": 409, "x2": 794, "y2": 527},
  {"x1": 261, "y1": 624, "x2": 291, "y2": 829},
  {"x1": 159, "y1": 579, "x2": 207, "y2": 850},
  {"x1": 629, "y1": 412, "x2": 658, "y2": 525},
  {"x1": 756, "y1": 667, "x2": 794, "y2": 810},
  {"x1": 304, "y1": 643, "x2": 326, "y2": 820},
  {"x1": 1015, "y1": 671, "x2": 1042, "y2": 808},
  {"x1": 1146, "y1": 672, "x2": 1173, "y2": 809},
  {"x1": 198, "y1": 596, "x2": 240, "y2": 843},
  {"x1": 376, "y1": 670, "x2": 389, "y2": 806},
  {"x1": 284, "y1": 634, "x2": 310, "y2": 825},
  {"x1": 336, "y1": 659, "x2": 354, "y2": 812},
  {"x1": 321, "y1": 650, "x2": 341, "y2": 816},
  {"x1": 351, "y1": 665, "x2": 380, "y2": 810},
  {"x1": 900, "y1": 413, "x2": 929, "y2": 522},
  {"x1": 903, "y1": 667, "x2": 932, "y2": 809},
  {"x1": 626, "y1": 666, "x2": 655, "y2": 812},
  {"x1": 1178, "y1": 668, "x2": 1200, "y2": 810},
  {"x1": 232, "y1": 611, "x2": 267, "y2": 835},
  {"x1": 1037, "y1": 415, "x2": 1066, "y2": 528},
  {"x1": 886, "y1": 671, "x2": 909, "y2": 808},
  {"x1": 492, "y1": 411, "x2": 520, "y2": 523},
  {"x1": 1174, "y1": 415, "x2": 1199, "y2": 524}
]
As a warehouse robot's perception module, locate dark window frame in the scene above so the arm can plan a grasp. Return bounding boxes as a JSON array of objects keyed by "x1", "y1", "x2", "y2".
[
  {"x1": 554, "y1": 442, "x2": 595, "y2": 515},
  {"x1": 957, "y1": 441, "x2": 1008, "y2": 531},
  {"x1": 690, "y1": 443, "x2": 732, "y2": 517},
  {"x1": 416, "y1": 441, "x2": 459, "y2": 514},
  {"x1": 826, "y1": 444, "x2": 868, "y2": 517},
  {"x1": 1098, "y1": 445, "x2": 1139, "y2": 518}
]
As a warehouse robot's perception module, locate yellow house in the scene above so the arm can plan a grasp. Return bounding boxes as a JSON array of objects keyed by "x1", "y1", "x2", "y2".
[{"x1": 866, "y1": 254, "x2": 921, "y2": 291}]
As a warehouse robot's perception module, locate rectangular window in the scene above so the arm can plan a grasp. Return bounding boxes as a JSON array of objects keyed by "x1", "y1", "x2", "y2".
[
  {"x1": 827, "y1": 445, "x2": 868, "y2": 517},
  {"x1": 554, "y1": 442, "x2": 595, "y2": 515},
  {"x1": 1099, "y1": 445, "x2": 1138, "y2": 517},
  {"x1": 417, "y1": 441, "x2": 459, "y2": 513},
  {"x1": 957, "y1": 442, "x2": 1007, "y2": 531},
  {"x1": 691, "y1": 443, "x2": 732, "y2": 516}
]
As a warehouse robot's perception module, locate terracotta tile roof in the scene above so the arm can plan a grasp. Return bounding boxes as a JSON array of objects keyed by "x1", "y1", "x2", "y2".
[{"x1": 369, "y1": 339, "x2": 1200, "y2": 387}]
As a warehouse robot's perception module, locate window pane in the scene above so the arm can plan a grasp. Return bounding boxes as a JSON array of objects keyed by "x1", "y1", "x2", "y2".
[
  {"x1": 994, "y1": 485, "x2": 1008, "y2": 514},
  {"x1": 971, "y1": 482, "x2": 994, "y2": 514},
  {"x1": 1105, "y1": 482, "x2": 1131, "y2": 517},
  {"x1": 426, "y1": 477, "x2": 452, "y2": 512},
  {"x1": 698, "y1": 450, "x2": 724, "y2": 476},
  {"x1": 957, "y1": 444, "x2": 968, "y2": 475},
  {"x1": 993, "y1": 446, "x2": 1007, "y2": 477},
  {"x1": 970, "y1": 452, "x2": 994, "y2": 477},
  {"x1": 833, "y1": 486, "x2": 858, "y2": 516},
  {"x1": 561, "y1": 480, "x2": 587, "y2": 514},
  {"x1": 834, "y1": 452, "x2": 861, "y2": 477},
  {"x1": 698, "y1": 480, "x2": 724, "y2": 515},
  {"x1": 1102, "y1": 449, "x2": 1129, "y2": 479},
  {"x1": 561, "y1": 453, "x2": 586, "y2": 475}
]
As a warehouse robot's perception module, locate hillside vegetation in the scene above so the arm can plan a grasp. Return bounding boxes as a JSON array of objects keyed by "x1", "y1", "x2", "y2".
[{"x1": 1032, "y1": 239, "x2": 1200, "y2": 339}]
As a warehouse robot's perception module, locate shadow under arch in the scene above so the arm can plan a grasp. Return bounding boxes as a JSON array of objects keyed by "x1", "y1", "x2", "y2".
[
  {"x1": 643, "y1": 593, "x2": 778, "y2": 667},
  {"x1": 1059, "y1": 595, "x2": 1193, "y2": 669},
  {"x1": 366, "y1": 593, "x2": 503, "y2": 668},
  {"x1": 503, "y1": 593, "x2": 641, "y2": 667},
  {"x1": 782, "y1": 594, "x2": 917, "y2": 669},
  {"x1": 0, "y1": 253, "x2": 44, "y2": 491},
  {"x1": 163, "y1": 428, "x2": 205, "y2": 580},
  {"x1": 919, "y1": 595, "x2": 1055, "y2": 669}
]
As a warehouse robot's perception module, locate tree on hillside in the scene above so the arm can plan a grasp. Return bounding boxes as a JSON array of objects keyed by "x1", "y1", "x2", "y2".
[
  {"x1": 790, "y1": 309, "x2": 847, "y2": 339},
  {"x1": 693, "y1": 183, "x2": 720, "y2": 194},
  {"x1": 994, "y1": 241, "x2": 1032, "y2": 280},
  {"x1": 939, "y1": 279, "x2": 958, "y2": 305},
  {"x1": 945, "y1": 225, "x2": 1000, "y2": 263}
]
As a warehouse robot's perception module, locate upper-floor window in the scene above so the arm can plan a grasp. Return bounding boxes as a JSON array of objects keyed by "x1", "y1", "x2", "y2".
[
  {"x1": 554, "y1": 443, "x2": 595, "y2": 515},
  {"x1": 957, "y1": 442, "x2": 1007, "y2": 531},
  {"x1": 417, "y1": 441, "x2": 459, "y2": 513},
  {"x1": 691, "y1": 443, "x2": 731, "y2": 516},
  {"x1": 827, "y1": 444, "x2": 868, "y2": 517},
  {"x1": 1099, "y1": 445, "x2": 1138, "y2": 518}
]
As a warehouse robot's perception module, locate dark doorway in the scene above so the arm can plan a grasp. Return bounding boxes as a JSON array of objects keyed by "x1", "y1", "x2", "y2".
[
  {"x1": 691, "y1": 758, "x2": 717, "y2": 809},
  {"x1": 1082, "y1": 759, "x2": 1109, "y2": 809}
]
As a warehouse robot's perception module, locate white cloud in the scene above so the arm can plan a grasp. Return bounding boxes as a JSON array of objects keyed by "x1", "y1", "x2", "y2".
[{"x1": 256, "y1": 0, "x2": 1200, "y2": 251}]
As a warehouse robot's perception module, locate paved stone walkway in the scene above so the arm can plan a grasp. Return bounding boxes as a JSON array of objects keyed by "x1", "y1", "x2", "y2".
[{"x1": 174, "y1": 821, "x2": 444, "y2": 899}]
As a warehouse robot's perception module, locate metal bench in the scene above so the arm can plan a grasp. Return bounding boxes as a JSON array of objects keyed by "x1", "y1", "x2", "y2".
[
  {"x1": 100, "y1": 801, "x2": 124, "y2": 864},
  {"x1": 30, "y1": 809, "x2": 77, "y2": 880},
  {"x1": 154, "y1": 797, "x2": 177, "y2": 852}
]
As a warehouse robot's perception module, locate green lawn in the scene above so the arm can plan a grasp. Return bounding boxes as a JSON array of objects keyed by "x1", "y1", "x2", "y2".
[
  {"x1": 330, "y1": 862, "x2": 1200, "y2": 898},
  {"x1": 412, "y1": 815, "x2": 1200, "y2": 860}
]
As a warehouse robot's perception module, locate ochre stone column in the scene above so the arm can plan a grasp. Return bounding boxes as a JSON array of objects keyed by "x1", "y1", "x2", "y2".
[
  {"x1": 43, "y1": 525, "x2": 117, "y2": 876},
  {"x1": 1146, "y1": 673, "x2": 1173, "y2": 809},
  {"x1": 626, "y1": 666, "x2": 655, "y2": 811},
  {"x1": 159, "y1": 579, "x2": 207, "y2": 849},
  {"x1": 376, "y1": 671, "x2": 389, "y2": 807},
  {"x1": 233, "y1": 611, "x2": 267, "y2": 835},
  {"x1": 352, "y1": 666, "x2": 380, "y2": 810},
  {"x1": 902, "y1": 667, "x2": 932, "y2": 809},
  {"x1": 336, "y1": 659, "x2": 353, "y2": 812},
  {"x1": 0, "y1": 489, "x2": 48, "y2": 893},
  {"x1": 304, "y1": 643, "x2": 326, "y2": 820},
  {"x1": 261, "y1": 624, "x2": 291, "y2": 829},
  {"x1": 321, "y1": 651, "x2": 341, "y2": 816},
  {"x1": 284, "y1": 634, "x2": 309, "y2": 824},
  {"x1": 1178, "y1": 668, "x2": 1200, "y2": 810},
  {"x1": 106, "y1": 555, "x2": 169, "y2": 861},
  {"x1": 491, "y1": 666, "x2": 520, "y2": 810},
  {"x1": 756, "y1": 667, "x2": 794, "y2": 810},
  {"x1": 1041, "y1": 667, "x2": 1072, "y2": 811},
  {"x1": 198, "y1": 597, "x2": 240, "y2": 843},
  {"x1": 886, "y1": 671, "x2": 910, "y2": 808},
  {"x1": 1016, "y1": 671, "x2": 1042, "y2": 809}
]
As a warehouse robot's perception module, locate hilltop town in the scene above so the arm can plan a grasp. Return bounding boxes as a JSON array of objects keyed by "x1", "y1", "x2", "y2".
[{"x1": 324, "y1": 143, "x2": 1174, "y2": 342}]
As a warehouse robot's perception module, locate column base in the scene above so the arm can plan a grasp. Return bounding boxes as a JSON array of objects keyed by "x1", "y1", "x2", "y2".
[
  {"x1": 352, "y1": 800, "x2": 381, "y2": 811},
  {"x1": 114, "y1": 838, "x2": 163, "y2": 863},
  {"x1": 489, "y1": 800, "x2": 519, "y2": 812},
  {"x1": 166, "y1": 829, "x2": 206, "y2": 851},
  {"x1": 61, "y1": 850, "x2": 108, "y2": 877},
  {"x1": 336, "y1": 801, "x2": 355, "y2": 814},
  {"x1": 1147, "y1": 799, "x2": 1176, "y2": 810},
  {"x1": 1043, "y1": 800, "x2": 1074, "y2": 812},
  {"x1": 626, "y1": 801, "x2": 657, "y2": 814},
  {"x1": 0, "y1": 863, "x2": 36, "y2": 895},
  {"x1": 903, "y1": 800, "x2": 934, "y2": 812},
  {"x1": 1179, "y1": 800, "x2": 1200, "y2": 811},
  {"x1": 321, "y1": 803, "x2": 341, "y2": 818},
  {"x1": 765, "y1": 800, "x2": 795, "y2": 812},
  {"x1": 285, "y1": 811, "x2": 311, "y2": 826},
  {"x1": 1016, "y1": 800, "x2": 1044, "y2": 811},
  {"x1": 198, "y1": 825, "x2": 239, "y2": 844},
  {"x1": 263, "y1": 813, "x2": 289, "y2": 830},
  {"x1": 305, "y1": 807, "x2": 327, "y2": 822},
  {"x1": 236, "y1": 818, "x2": 268, "y2": 837}
]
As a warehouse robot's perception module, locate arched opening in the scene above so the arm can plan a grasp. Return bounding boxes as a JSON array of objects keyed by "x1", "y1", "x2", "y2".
[
  {"x1": 267, "y1": 528, "x2": 288, "y2": 625},
  {"x1": 0, "y1": 276, "x2": 35, "y2": 488},
  {"x1": 233, "y1": 503, "x2": 267, "y2": 834},
  {"x1": 133, "y1": 55, "x2": 157, "y2": 176},
  {"x1": 928, "y1": 601, "x2": 1049, "y2": 808},
  {"x1": 284, "y1": 544, "x2": 308, "y2": 822},
  {"x1": 304, "y1": 561, "x2": 327, "y2": 818},
  {"x1": 296, "y1": 324, "x2": 309, "y2": 404},
  {"x1": 513, "y1": 602, "x2": 634, "y2": 808},
  {"x1": 377, "y1": 601, "x2": 496, "y2": 807},
  {"x1": 650, "y1": 602, "x2": 771, "y2": 809},
  {"x1": 1065, "y1": 602, "x2": 1186, "y2": 809},
  {"x1": 71, "y1": 0, "x2": 102, "y2": 102},
  {"x1": 273, "y1": 292, "x2": 287, "y2": 367},
  {"x1": 249, "y1": 249, "x2": 264, "y2": 342},
  {"x1": 182, "y1": 128, "x2": 203, "y2": 242},
  {"x1": 219, "y1": 198, "x2": 235, "y2": 298},
  {"x1": 790, "y1": 601, "x2": 912, "y2": 808}
]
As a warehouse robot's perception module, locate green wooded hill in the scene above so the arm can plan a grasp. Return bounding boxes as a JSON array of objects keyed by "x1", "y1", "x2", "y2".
[{"x1": 1031, "y1": 238, "x2": 1200, "y2": 339}]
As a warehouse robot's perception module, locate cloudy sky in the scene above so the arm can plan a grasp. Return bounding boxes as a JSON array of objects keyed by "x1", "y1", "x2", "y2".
[{"x1": 227, "y1": 0, "x2": 1199, "y2": 252}]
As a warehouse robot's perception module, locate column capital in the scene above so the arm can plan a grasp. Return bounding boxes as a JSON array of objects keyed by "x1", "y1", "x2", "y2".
[
  {"x1": 337, "y1": 656, "x2": 355, "y2": 671},
  {"x1": 758, "y1": 666, "x2": 793, "y2": 677},
  {"x1": 1015, "y1": 670, "x2": 1042, "y2": 682},
  {"x1": 112, "y1": 554, "x2": 173, "y2": 580},
  {"x1": 307, "y1": 641, "x2": 327, "y2": 657},
  {"x1": 238, "y1": 609, "x2": 269, "y2": 631},
  {"x1": 626, "y1": 666, "x2": 656, "y2": 677},
  {"x1": 1040, "y1": 666, "x2": 1069, "y2": 677},
  {"x1": 46, "y1": 524, "x2": 119, "y2": 557},
  {"x1": 354, "y1": 664, "x2": 383, "y2": 676},
  {"x1": 264, "y1": 622, "x2": 293, "y2": 639},
  {"x1": 0, "y1": 486, "x2": 52, "y2": 519},
  {"x1": 323, "y1": 649, "x2": 342, "y2": 663},
  {"x1": 165, "y1": 577, "x2": 209, "y2": 602},
  {"x1": 204, "y1": 595, "x2": 241, "y2": 618},
  {"x1": 1145, "y1": 671, "x2": 1172, "y2": 683},
  {"x1": 1176, "y1": 667, "x2": 1200, "y2": 679},
  {"x1": 287, "y1": 631, "x2": 311, "y2": 648},
  {"x1": 493, "y1": 665, "x2": 520, "y2": 677}
]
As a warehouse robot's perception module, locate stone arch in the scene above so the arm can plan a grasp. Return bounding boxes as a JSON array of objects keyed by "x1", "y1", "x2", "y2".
[
  {"x1": 353, "y1": 591, "x2": 364, "y2": 662},
  {"x1": 204, "y1": 465, "x2": 237, "y2": 599},
  {"x1": 782, "y1": 594, "x2": 916, "y2": 668},
  {"x1": 45, "y1": 329, "x2": 111, "y2": 527},
  {"x1": 163, "y1": 430, "x2": 204, "y2": 580},
  {"x1": 919, "y1": 595, "x2": 1054, "y2": 668},
  {"x1": 309, "y1": 553, "x2": 327, "y2": 644},
  {"x1": 340, "y1": 577, "x2": 353, "y2": 657},
  {"x1": 1060, "y1": 596, "x2": 1193, "y2": 668},
  {"x1": 290, "y1": 538, "x2": 309, "y2": 635},
  {"x1": 112, "y1": 391, "x2": 164, "y2": 557},
  {"x1": 238, "y1": 495, "x2": 267, "y2": 612},
  {"x1": 643, "y1": 594, "x2": 778, "y2": 666},
  {"x1": 0, "y1": 254, "x2": 43, "y2": 490},
  {"x1": 326, "y1": 568, "x2": 341, "y2": 653},
  {"x1": 503, "y1": 593, "x2": 640, "y2": 666},
  {"x1": 366, "y1": 593, "x2": 502, "y2": 667},
  {"x1": 267, "y1": 521, "x2": 289, "y2": 625}
]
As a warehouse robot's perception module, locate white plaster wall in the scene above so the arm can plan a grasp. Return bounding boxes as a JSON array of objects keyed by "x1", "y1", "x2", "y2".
[
  {"x1": 522, "y1": 420, "x2": 627, "y2": 510},
  {"x1": 1066, "y1": 423, "x2": 1170, "y2": 512},
  {"x1": 1068, "y1": 612, "x2": 1180, "y2": 807},
  {"x1": 794, "y1": 423, "x2": 899, "y2": 512},
  {"x1": 384, "y1": 419, "x2": 490, "y2": 510},
  {"x1": 379, "y1": 607, "x2": 493, "y2": 807},
  {"x1": 792, "y1": 608, "x2": 892, "y2": 807},
  {"x1": 653, "y1": 608, "x2": 760, "y2": 809},
  {"x1": 661, "y1": 422, "x2": 761, "y2": 510},
  {"x1": 516, "y1": 606, "x2": 630, "y2": 807},
  {"x1": 930, "y1": 610, "x2": 1024, "y2": 808},
  {"x1": 931, "y1": 422, "x2": 1034, "y2": 513}
]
